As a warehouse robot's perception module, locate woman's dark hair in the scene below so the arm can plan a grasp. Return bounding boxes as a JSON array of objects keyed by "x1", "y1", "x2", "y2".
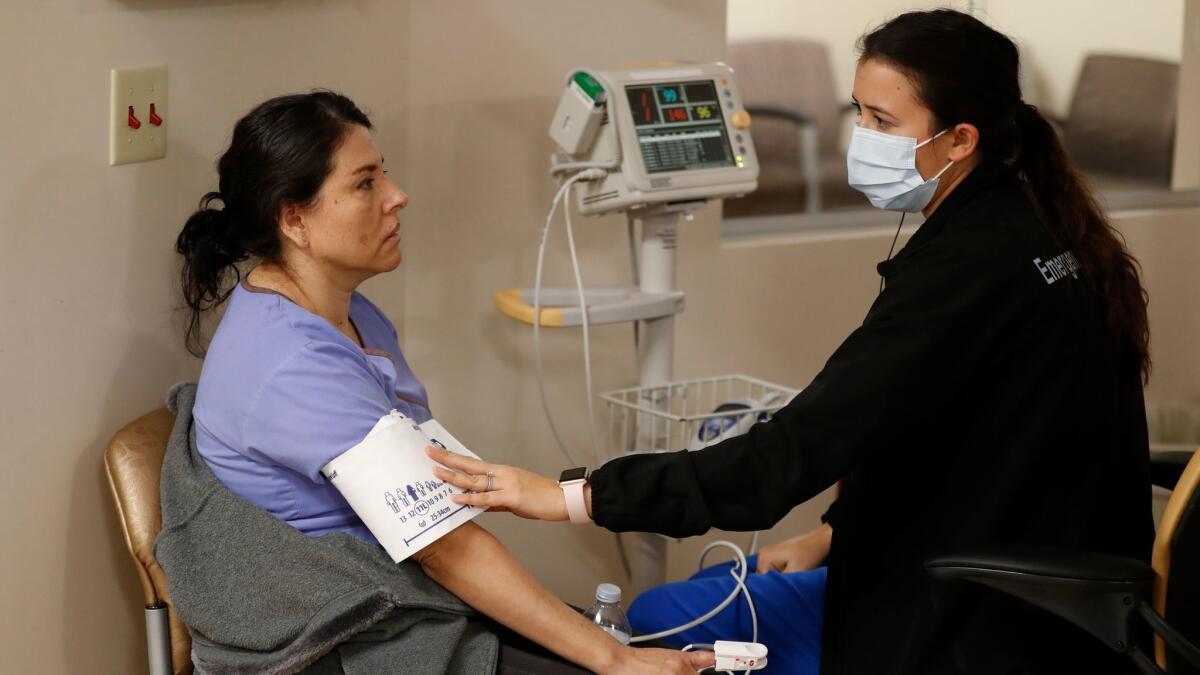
[
  {"x1": 176, "y1": 90, "x2": 372, "y2": 356},
  {"x1": 860, "y1": 9, "x2": 1151, "y2": 383}
]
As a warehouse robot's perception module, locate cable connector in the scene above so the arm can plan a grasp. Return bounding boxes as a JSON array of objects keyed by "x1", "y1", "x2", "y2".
[
  {"x1": 549, "y1": 152, "x2": 620, "y2": 177},
  {"x1": 576, "y1": 168, "x2": 608, "y2": 181}
]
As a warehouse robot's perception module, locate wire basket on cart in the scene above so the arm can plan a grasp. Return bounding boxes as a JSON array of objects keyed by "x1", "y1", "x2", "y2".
[{"x1": 600, "y1": 374, "x2": 800, "y2": 457}]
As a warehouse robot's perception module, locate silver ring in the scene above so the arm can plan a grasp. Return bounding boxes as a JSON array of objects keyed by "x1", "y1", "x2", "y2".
[{"x1": 485, "y1": 471, "x2": 494, "y2": 491}]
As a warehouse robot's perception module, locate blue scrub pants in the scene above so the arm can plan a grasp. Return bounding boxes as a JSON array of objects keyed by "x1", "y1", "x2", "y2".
[{"x1": 627, "y1": 555, "x2": 826, "y2": 674}]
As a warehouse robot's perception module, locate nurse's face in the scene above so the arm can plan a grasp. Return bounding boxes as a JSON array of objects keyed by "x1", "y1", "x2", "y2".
[
  {"x1": 287, "y1": 125, "x2": 408, "y2": 281},
  {"x1": 851, "y1": 57, "x2": 953, "y2": 183}
]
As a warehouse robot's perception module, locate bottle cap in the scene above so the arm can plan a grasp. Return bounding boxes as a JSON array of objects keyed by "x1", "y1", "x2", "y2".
[{"x1": 595, "y1": 583, "x2": 622, "y2": 603}]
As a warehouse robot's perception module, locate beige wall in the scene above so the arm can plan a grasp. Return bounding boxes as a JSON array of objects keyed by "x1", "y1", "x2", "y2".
[
  {"x1": 1118, "y1": 206, "x2": 1200, "y2": 406},
  {"x1": 0, "y1": 2, "x2": 420, "y2": 672},
  {"x1": 729, "y1": 0, "x2": 1185, "y2": 117},
  {"x1": 727, "y1": 0, "x2": 973, "y2": 104},
  {"x1": 0, "y1": 1, "x2": 728, "y2": 673},
  {"x1": 3, "y1": 2, "x2": 1197, "y2": 674},
  {"x1": 396, "y1": 0, "x2": 734, "y2": 610},
  {"x1": 980, "y1": 0, "x2": 1185, "y2": 117}
]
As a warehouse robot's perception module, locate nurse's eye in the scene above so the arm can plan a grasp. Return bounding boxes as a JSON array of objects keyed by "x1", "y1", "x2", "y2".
[
  {"x1": 877, "y1": 118, "x2": 893, "y2": 131},
  {"x1": 358, "y1": 177, "x2": 375, "y2": 191}
]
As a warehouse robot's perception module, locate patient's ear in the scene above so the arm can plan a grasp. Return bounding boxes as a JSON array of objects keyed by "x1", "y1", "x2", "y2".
[{"x1": 277, "y1": 204, "x2": 309, "y2": 250}]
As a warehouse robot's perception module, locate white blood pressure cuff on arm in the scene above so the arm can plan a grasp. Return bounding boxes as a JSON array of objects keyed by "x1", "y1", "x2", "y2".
[{"x1": 320, "y1": 410, "x2": 486, "y2": 563}]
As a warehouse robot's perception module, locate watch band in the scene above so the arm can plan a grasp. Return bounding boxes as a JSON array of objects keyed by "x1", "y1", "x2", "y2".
[{"x1": 559, "y1": 478, "x2": 591, "y2": 524}]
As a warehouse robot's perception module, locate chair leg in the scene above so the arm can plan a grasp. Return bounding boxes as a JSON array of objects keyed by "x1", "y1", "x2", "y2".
[
  {"x1": 798, "y1": 124, "x2": 822, "y2": 214},
  {"x1": 145, "y1": 604, "x2": 173, "y2": 675}
]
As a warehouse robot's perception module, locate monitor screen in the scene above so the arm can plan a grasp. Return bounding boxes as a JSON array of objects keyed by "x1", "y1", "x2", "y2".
[{"x1": 625, "y1": 80, "x2": 736, "y2": 174}]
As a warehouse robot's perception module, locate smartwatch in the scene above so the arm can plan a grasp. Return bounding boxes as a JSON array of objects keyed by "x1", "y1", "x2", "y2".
[{"x1": 558, "y1": 467, "x2": 591, "y2": 524}]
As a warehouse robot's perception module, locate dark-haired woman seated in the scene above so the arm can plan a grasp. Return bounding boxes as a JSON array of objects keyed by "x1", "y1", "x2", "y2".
[{"x1": 176, "y1": 91, "x2": 713, "y2": 675}]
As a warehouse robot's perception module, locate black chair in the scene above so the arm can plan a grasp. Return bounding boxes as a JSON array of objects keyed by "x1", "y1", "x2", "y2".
[{"x1": 927, "y1": 449, "x2": 1200, "y2": 674}]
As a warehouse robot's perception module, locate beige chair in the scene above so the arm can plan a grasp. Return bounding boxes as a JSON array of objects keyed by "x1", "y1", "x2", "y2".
[
  {"x1": 726, "y1": 38, "x2": 864, "y2": 217},
  {"x1": 1059, "y1": 54, "x2": 1180, "y2": 190},
  {"x1": 104, "y1": 407, "x2": 193, "y2": 675}
]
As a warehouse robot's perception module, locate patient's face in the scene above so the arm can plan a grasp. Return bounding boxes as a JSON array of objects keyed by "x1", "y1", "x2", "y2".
[{"x1": 299, "y1": 125, "x2": 408, "y2": 279}]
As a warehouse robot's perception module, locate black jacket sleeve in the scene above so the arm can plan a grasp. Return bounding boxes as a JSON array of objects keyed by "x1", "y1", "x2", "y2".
[
  {"x1": 590, "y1": 223, "x2": 1031, "y2": 537},
  {"x1": 820, "y1": 497, "x2": 840, "y2": 528}
]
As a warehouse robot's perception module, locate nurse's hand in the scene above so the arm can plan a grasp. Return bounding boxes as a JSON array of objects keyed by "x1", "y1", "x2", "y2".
[
  {"x1": 426, "y1": 446, "x2": 570, "y2": 522},
  {"x1": 755, "y1": 522, "x2": 833, "y2": 574}
]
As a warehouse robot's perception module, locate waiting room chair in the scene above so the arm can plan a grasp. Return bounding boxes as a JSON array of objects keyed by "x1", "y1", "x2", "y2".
[
  {"x1": 726, "y1": 38, "x2": 864, "y2": 217},
  {"x1": 103, "y1": 407, "x2": 192, "y2": 675},
  {"x1": 927, "y1": 448, "x2": 1200, "y2": 674},
  {"x1": 1057, "y1": 54, "x2": 1180, "y2": 190}
]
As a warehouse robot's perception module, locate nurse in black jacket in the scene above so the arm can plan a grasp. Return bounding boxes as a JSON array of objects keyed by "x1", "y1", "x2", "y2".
[{"x1": 430, "y1": 10, "x2": 1153, "y2": 674}]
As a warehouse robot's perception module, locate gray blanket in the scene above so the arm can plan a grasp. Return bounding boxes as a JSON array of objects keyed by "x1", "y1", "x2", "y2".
[{"x1": 153, "y1": 383, "x2": 499, "y2": 675}]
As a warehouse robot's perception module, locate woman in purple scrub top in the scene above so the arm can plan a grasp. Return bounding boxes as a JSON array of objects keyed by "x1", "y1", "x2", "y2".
[{"x1": 175, "y1": 91, "x2": 711, "y2": 675}]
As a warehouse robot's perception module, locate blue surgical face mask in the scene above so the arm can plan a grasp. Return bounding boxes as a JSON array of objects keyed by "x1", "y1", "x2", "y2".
[{"x1": 846, "y1": 126, "x2": 954, "y2": 212}]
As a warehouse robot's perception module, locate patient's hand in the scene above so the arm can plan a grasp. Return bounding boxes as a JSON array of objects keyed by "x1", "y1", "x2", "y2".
[
  {"x1": 427, "y1": 446, "x2": 569, "y2": 521},
  {"x1": 755, "y1": 522, "x2": 832, "y2": 574},
  {"x1": 604, "y1": 646, "x2": 715, "y2": 674}
]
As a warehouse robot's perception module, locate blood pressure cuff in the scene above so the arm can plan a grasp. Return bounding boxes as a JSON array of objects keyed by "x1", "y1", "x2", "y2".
[{"x1": 321, "y1": 410, "x2": 486, "y2": 563}]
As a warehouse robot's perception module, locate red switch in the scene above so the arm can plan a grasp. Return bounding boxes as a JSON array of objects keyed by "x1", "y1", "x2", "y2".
[
  {"x1": 127, "y1": 105, "x2": 141, "y2": 130},
  {"x1": 149, "y1": 103, "x2": 162, "y2": 127}
]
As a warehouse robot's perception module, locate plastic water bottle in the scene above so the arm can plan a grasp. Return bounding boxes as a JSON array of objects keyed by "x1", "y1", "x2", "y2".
[{"x1": 583, "y1": 583, "x2": 632, "y2": 645}]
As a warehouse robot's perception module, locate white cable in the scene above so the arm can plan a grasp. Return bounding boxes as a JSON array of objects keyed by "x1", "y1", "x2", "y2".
[
  {"x1": 563, "y1": 180, "x2": 603, "y2": 461},
  {"x1": 629, "y1": 540, "x2": 757, "y2": 645},
  {"x1": 741, "y1": 573, "x2": 759, "y2": 648},
  {"x1": 533, "y1": 169, "x2": 608, "y2": 467},
  {"x1": 698, "y1": 542, "x2": 757, "y2": 646},
  {"x1": 533, "y1": 176, "x2": 586, "y2": 467}
]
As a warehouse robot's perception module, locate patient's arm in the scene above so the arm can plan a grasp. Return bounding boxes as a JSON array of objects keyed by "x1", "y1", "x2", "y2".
[
  {"x1": 412, "y1": 521, "x2": 713, "y2": 675},
  {"x1": 754, "y1": 522, "x2": 832, "y2": 574}
]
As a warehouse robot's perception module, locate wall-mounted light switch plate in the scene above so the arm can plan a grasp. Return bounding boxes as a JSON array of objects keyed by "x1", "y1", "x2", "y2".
[{"x1": 110, "y1": 65, "x2": 167, "y2": 166}]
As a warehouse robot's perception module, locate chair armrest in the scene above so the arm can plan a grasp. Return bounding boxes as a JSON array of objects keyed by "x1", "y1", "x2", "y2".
[
  {"x1": 1150, "y1": 448, "x2": 1196, "y2": 491},
  {"x1": 927, "y1": 547, "x2": 1155, "y2": 584},
  {"x1": 744, "y1": 105, "x2": 823, "y2": 213},
  {"x1": 927, "y1": 547, "x2": 1155, "y2": 662}
]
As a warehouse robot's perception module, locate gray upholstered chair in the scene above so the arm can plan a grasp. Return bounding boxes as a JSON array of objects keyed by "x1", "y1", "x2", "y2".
[
  {"x1": 726, "y1": 38, "x2": 864, "y2": 217},
  {"x1": 1058, "y1": 54, "x2": 1180, "y2": 190}
]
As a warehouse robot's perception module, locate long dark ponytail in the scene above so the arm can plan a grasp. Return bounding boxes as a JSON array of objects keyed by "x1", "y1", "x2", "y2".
[
  {"x1": 176, "y1": 90, "x2": 372, "y2": 356},
  {"x1": 860, "y1": 10, "x2": 1151, "y2": 383}
]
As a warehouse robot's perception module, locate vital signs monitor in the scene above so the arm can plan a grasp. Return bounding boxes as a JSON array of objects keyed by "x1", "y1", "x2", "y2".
[{"x1": 548, "y1": 62, "x2": 759, "y2": 215}]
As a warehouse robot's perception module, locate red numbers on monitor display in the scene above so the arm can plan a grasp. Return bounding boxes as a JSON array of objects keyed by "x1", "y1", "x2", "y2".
[{"x1": 639, "y1": 91, "x2": 654, "y2": 124}]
